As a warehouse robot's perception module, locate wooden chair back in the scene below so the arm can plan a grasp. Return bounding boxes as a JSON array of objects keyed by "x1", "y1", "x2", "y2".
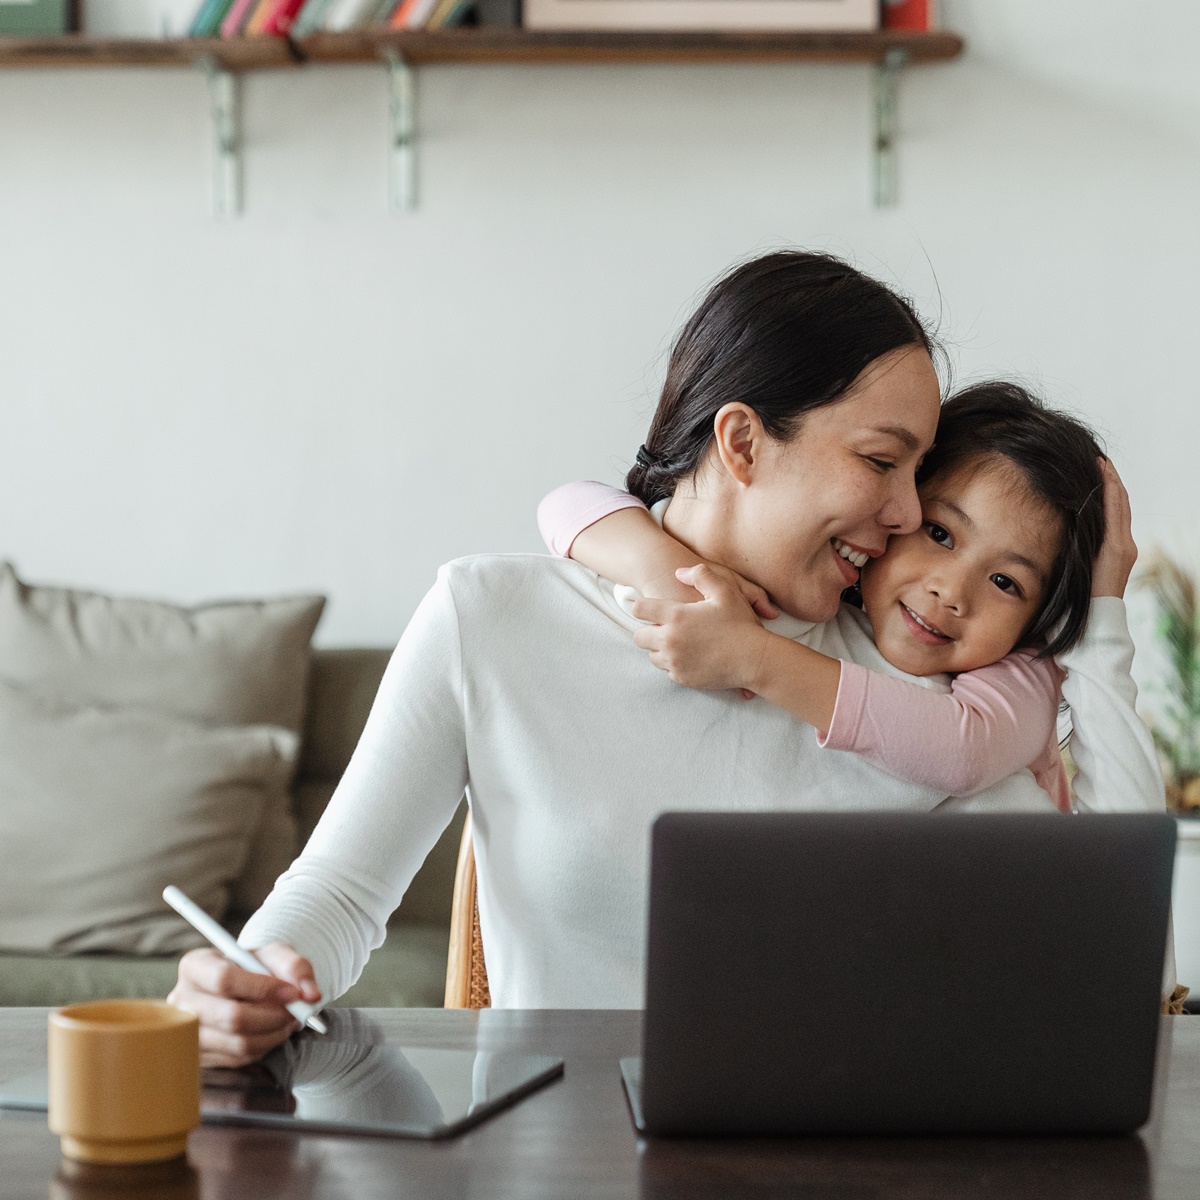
[{"x1": 443, "y1": 809, "x2": 491, "y2": 1009}]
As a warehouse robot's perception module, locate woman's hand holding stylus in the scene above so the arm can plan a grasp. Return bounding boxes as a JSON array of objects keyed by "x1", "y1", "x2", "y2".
[{"x1": 169, "y1": 941, "x2": 321, "y2": 1068}]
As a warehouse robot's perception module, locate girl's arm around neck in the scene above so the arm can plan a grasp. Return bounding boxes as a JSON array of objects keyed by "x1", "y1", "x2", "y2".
[
  {"x1": 821, "y1": 654, "x2": 1061, "y2": 797},
  {"x1": 629, "y1": 565, "x2": 1058, "y2": 790},
  {"x1": 536, "y1": 481, "x2": 648, "y2": 558},
  {"x1": 537, "y1": 480, "x2": 778, "y2": 614},
  {"x1": 574, "y1": 508, "x2": 708, "y2": 603},
  {"x1": 537, "y1": 481, "x2": 700, "y2": 602},
  {"x1": 743, "y1": 632, "x2": 842, "y2": 733}
]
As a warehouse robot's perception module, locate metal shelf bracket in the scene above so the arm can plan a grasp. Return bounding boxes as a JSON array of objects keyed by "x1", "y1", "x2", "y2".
[
  {"x1": 198, "y1": 57, "x2": 242, "y2": 219},
  {"x1": 873, "y1": 47, "x2": 908, "y2": 208},
  {"x1": 385, "y1": 49, "x2": 417, "y2": 212}
]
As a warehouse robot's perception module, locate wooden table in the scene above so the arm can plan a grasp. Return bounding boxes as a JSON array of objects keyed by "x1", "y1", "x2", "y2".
[{"x1": 2, "y1": 1008, "x2": 1199, "y2": 1199}]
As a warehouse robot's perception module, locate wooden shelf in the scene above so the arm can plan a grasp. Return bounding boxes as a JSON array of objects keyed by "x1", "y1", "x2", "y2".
[
  {"x1": 0, "y1": 28, "x2": 962, "y2": 72},
  {"x1": 0, "y1": 35, "x2": 297, "y2": 71},
  {"x1": 303, "y1": 28, "x2": 963, "y2": 67}
]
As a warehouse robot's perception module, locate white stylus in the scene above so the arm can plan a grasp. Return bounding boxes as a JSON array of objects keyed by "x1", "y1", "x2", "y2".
[{"x1": 162, "y1": 885, "x2": 327, "y2": 1036}]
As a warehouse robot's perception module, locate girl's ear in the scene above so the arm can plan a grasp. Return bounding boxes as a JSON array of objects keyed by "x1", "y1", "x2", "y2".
[{"x1": 711, "y1": 403, "x2": 767, "y2": 487}]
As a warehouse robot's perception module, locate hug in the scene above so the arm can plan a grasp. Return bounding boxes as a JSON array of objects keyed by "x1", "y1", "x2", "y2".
[{"x1": 168, "y1": 249, "x2": 1174, "y2": 1068}]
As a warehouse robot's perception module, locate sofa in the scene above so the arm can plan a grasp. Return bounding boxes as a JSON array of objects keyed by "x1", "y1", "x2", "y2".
[{"x1": 0, "y1": 647, "x2": 467, "y2": 1009}]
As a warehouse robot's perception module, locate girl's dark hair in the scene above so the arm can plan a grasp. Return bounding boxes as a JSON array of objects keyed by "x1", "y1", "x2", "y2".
[
  {"x1": 918, "y1": 382, "x2": 1105, "y2": 659},
  {"x1": 626, "y1": 251, "x2": 934, "y2": 506}
]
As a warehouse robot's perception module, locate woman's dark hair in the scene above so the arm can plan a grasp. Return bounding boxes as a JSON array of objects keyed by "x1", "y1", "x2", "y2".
[
  {"x1": 626, "y1": 251, "x2": 935, "y2": 506},
  {"x1": 917, "y1": 382, "x2": 1105, "y2": 659}
]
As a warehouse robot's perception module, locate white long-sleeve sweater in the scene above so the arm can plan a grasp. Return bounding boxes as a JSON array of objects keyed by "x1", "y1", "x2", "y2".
[{"x1": 239, "y1": 556, "x2": 1164, "y2": 1009}]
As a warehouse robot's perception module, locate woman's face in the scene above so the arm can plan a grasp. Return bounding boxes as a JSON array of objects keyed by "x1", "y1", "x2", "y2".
[{"x1": 713, "y1": 346, "x2": 941, "y2": 622}]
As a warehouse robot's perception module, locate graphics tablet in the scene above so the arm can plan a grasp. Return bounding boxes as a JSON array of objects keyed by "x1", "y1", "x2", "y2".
[{"x1": 0, "y1": 1009, "x2": 562, "y2": 1140}]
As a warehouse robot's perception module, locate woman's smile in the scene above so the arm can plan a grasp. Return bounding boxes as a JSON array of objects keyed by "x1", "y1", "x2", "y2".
[{"x1": 832, "y1": 537, "x2": 873, "y2": 585}]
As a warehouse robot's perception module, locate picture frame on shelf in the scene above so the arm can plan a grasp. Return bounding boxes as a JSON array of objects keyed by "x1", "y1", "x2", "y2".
[{"x1": 522, "y1": 0, "x2": 877, "y2": 34}]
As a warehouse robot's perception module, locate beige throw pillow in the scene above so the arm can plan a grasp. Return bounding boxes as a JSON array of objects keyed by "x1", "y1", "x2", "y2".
[
  {"x1": 0, "y1": 678, "x2": 298, "y2": 955},
  {"x1": 0, "y1": 563, "x2": 324, "y2": 914}
]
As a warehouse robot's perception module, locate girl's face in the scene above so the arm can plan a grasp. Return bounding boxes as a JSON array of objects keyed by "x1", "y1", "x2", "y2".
[
  {"x1": 705, "y1": 346, "x2": 941, "y2": 623},
  {"x1": 859, "y1": 458, "x2": 1062, "y2": 677}
]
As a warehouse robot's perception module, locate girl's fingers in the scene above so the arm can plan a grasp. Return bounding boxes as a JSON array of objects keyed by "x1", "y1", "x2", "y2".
[
  {"x1": 676, "y1": 563, "x2": 736, "y2": 603},
  {"x1": 634, "y1": 625, "x2": 664, "y2": 653},
  {"x1": 630, "y1": 597, "x2": 682, "y2": 625},
  {"x1": 747, "y1": 593, "x2": 779, "y2": 621},
  {"x1": 677, "y1": 564, "x2": 766, "y2": 620}
]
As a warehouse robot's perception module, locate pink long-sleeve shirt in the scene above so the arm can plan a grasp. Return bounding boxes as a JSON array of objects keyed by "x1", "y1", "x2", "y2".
[{"x1": 537, "y1": 481, "x2": 1070, "y2": 810}]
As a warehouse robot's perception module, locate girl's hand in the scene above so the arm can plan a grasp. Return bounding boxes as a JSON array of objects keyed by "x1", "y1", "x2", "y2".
[
  {"x1": 1092, "y1": 458, "x2": 1137, "y2": 598},
  {"x1": 730, "y1": 573, "x2": 780, "y2": 621},
  {"x1": 168, "y1": 941, "x2": 321, "y2": 1068},
  {"x1": 631, "y1": 564, "x2": 773, "y2": 693},
  {"x1": 639, "y1": 563, "x2": 779, "y2": 621}
]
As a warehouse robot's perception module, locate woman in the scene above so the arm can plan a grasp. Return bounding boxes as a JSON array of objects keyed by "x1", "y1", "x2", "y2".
[{"x1": 171, "y1": 252, "x2": 1158, "y2": 1066}]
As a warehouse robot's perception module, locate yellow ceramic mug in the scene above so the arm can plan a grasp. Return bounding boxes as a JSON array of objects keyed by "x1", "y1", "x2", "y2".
[{"x1": 48, "y1": 1000, "x2": 201, "y2": 1164}]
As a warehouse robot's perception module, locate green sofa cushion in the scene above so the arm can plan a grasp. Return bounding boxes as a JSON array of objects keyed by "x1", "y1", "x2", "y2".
[{"x1": 0, "y1": 923, "x2": 449, "y2": 1010}]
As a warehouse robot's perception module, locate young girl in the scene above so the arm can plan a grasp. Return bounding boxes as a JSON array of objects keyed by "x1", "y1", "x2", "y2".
[{"x1": 539, "y1": 382, "x2": 1146, "y2": 812}]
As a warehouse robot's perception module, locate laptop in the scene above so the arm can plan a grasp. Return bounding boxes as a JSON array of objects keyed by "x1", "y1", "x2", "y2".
[{"x1": 620, "y1": 811, "x2": 1176, "y2": 1136}]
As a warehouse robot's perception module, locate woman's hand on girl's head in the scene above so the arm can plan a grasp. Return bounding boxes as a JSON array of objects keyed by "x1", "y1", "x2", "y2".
[
  {"x1": 631, "y1": 564, "x2": 774, "y2": 694},
  {"x1": 1092, "y1": 458, "x2": 1137, "y2": 598}
]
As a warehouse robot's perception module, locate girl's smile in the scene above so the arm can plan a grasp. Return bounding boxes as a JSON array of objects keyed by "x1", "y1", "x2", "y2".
[{"x1": 898, "y1": 602, "x2": 953, "y2": 645}]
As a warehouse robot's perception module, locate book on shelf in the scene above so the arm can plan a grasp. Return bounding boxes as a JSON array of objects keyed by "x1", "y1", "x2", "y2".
[
  {"x1": 181, "y1": 0, "x2": 511, "y2": 35},
  {"x1": 388, "y1": 0, "x2": 438, "y2": 29},
  {"x1": 882, "y1": 0, "x2": 934, "y2": 30},
  {"x1": 522, "y1": 0, "x2": 877, "y2": 32},
  {"x1": 423, "y1": 0, "x2": 471, "y2": 29},
  {"x1": 185, "y1": 0, "x2": 303, "y2": 36},
  {"x1": 189, "y1": 0, "x2": 237, "y2": 35},
  {"x1": 246, "y1": 0, "x2": 307, "y2": 35},
  {"x1": 266, "y1": 0, "x2": 309, "y2": 34},
  {"x1": 289, "y1": 0, "x2": 334, "y2": 34},
  {"x1": 320, "y1": 0, "x2": 380, "y2": 31},
  {"x1": 219, "y1": 0, "x2": 259, "y2": 36},
  {"x1": 242, "y1": 0, "x2": 275, "y2": 34},
  {"x1": 0, "y1": 0, "x2": 77, "y2": 34}
]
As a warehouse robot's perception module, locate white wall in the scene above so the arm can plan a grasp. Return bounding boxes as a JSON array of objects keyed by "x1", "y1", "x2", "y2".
[{"x1": 1, "y1": 0, "x2": 1198, "y2": 664}]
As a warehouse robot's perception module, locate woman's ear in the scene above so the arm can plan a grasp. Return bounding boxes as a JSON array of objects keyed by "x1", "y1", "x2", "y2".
[{"x1": 712, "y1": 403, "x2": 767, "y2": 487}]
